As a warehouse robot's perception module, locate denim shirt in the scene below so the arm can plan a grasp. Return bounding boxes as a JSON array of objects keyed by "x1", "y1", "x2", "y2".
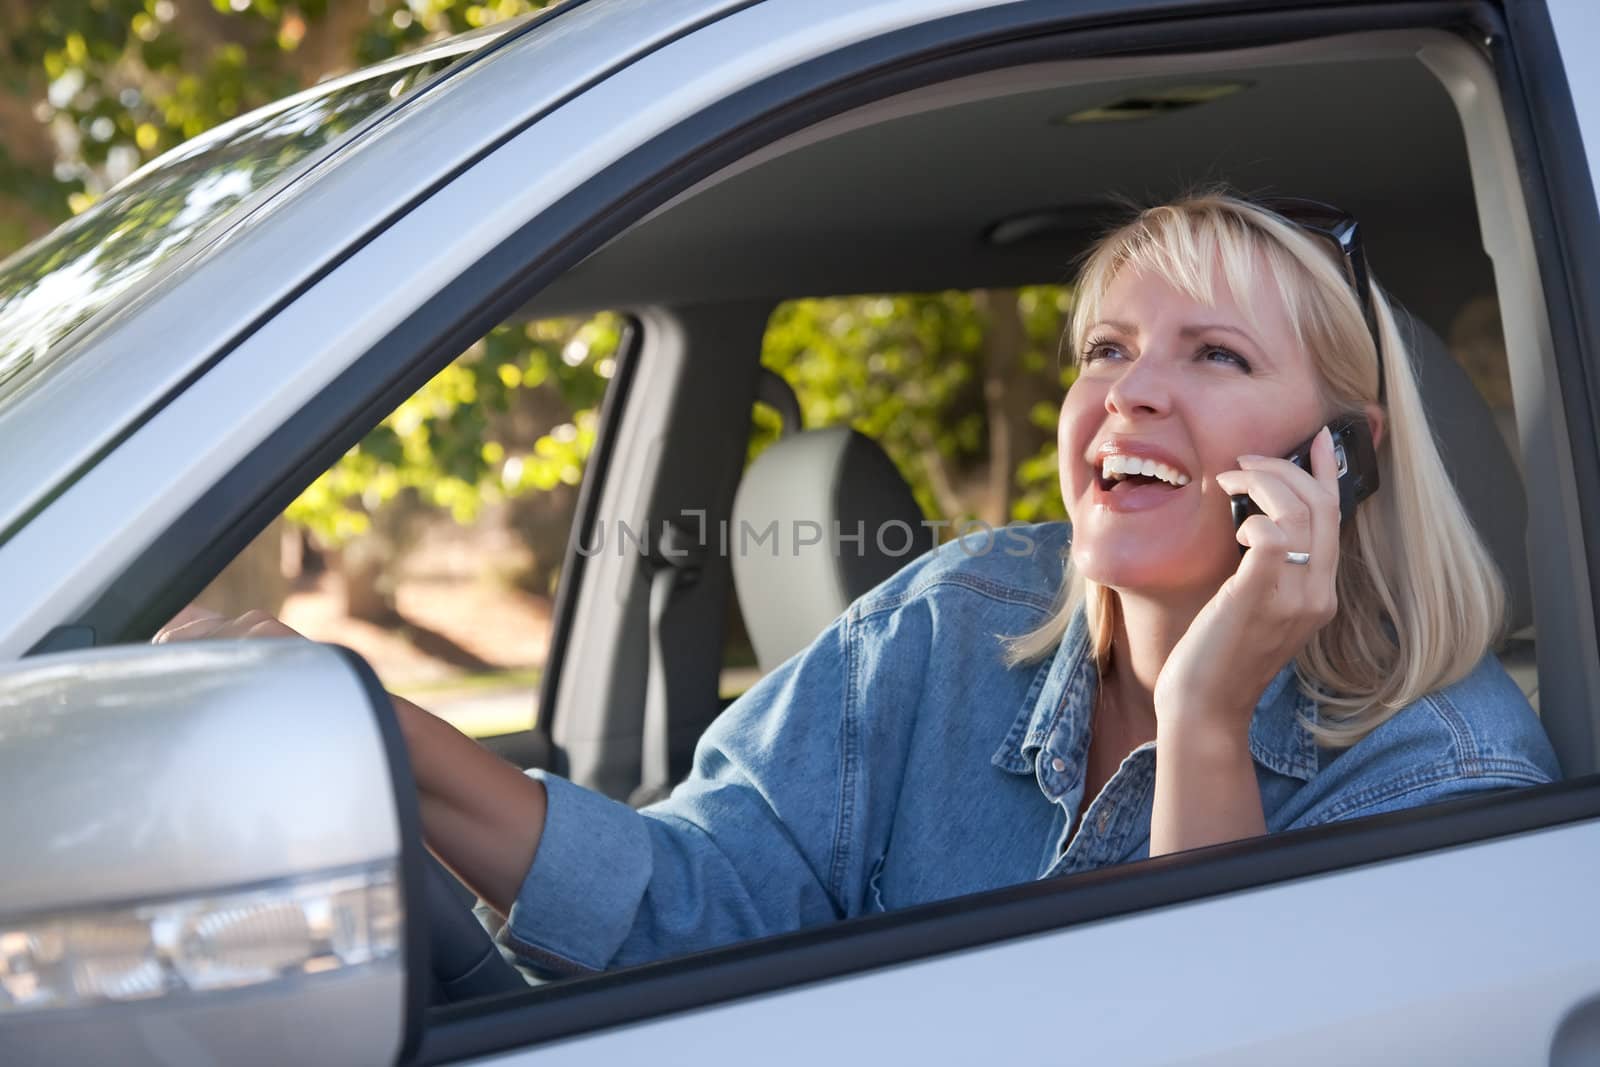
[{"x1": 499, "y1": 522, "x2": 1560, "y2": 977}]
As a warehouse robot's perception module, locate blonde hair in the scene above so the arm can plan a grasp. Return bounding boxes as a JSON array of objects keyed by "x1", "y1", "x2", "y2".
[{"x1": 1007, "y1": 191, "x2": 1506, "y2": 747}]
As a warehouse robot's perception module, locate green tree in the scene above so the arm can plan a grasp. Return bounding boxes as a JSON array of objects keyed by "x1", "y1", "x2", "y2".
[
  {"x1": 0, "y1": 0, "x2": 585, "y2": 616},
  {"x1": 757, "y1": 286, "x2": 1075, "y2": 529},
  {"x1": 288, "y1": 312, "x2": 621, "y2": 609}
]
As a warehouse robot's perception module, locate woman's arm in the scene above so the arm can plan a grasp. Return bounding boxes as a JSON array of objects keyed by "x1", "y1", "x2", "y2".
[
  {"x1": 392, "y1": 694, "x2": 547, "y2": 914},
  {"x1": 155, "y1": 601, "x2": 856, "y2": 973},
  {"x1": 1150, "y1": 711, "x2": 1265, "y2": 855},
  {"x1": 157, "y1": 607, "x2": 548, "y2": 915},
  {"x1": 1149, "y1": 428, "x2": 1341, "y2": 857}
]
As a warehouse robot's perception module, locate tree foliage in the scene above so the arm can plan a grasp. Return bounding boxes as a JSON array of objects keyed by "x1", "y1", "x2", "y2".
[
  {"x1": 288, "y1": 313, "x2": 621, "y2": 542},
  {"x1": 757, "y1": 287, "x2": 1074, "y2": 526}
]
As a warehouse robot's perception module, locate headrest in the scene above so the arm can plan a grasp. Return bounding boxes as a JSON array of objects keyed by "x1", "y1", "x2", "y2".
[
  {"x1": 731, "y1": 426, "x2": 933, "y2": 673},
  {"x1": 1397, "y1": 307, "x2": 1531, "y2": 633}
]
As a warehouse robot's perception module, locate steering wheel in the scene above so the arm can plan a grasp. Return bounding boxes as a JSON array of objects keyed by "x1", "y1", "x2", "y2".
[{"x1": 421, "y1": 851, "x2": 528, "y2": 1003}]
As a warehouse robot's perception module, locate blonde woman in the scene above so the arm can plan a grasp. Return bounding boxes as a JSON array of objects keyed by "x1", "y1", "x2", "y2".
[{"x1": 160, "y1": 192, "x2": 1559, "y2": 978}]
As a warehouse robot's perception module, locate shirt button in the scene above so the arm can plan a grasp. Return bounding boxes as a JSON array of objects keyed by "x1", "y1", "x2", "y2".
[{"x1": 1050, "y1": 757, "x2": 1066, "y2": 773}]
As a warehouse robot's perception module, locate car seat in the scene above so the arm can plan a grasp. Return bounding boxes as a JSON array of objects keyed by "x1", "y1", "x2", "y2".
[{"x1": 730, "y1": 370, "x2": 934, "y2": 674}]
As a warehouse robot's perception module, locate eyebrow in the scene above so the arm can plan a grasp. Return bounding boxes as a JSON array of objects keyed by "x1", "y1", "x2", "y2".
[{"x1": 1095, "y1": 320, "x2": 1262, "y2": 347}]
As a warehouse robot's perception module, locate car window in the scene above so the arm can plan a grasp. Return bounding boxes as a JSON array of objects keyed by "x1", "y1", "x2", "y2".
[
  {"x1": 720, "y1": 286, "x2": 1074, "y2": 699},
  {"x1": 99, "y1": 0, "x2": 1571, "y2": 1029},
  {"x1": 198, "y1": 308, "x2": 624, "y2": 740},
  {"x1": 0, "y1": 54, "x2": 467, "y2": 415}
]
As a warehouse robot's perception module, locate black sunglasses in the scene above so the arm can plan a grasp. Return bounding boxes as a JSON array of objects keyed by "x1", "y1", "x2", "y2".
[{"x1": 1255, "y1": 197, "x2": 1386, "y2": 405}]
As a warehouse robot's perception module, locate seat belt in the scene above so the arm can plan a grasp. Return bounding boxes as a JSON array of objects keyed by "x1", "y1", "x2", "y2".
[
  {"x1": 629, "y1": 519, "x2": 706, "y2": 808},
  {"x1": 629, "y1": 370, "x2": 794, "y2": 807}
]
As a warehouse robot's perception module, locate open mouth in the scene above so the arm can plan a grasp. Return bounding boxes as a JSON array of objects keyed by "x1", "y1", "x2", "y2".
[{"x1": 1096, "y1": 454, "x2": 1191, "y2": 492}]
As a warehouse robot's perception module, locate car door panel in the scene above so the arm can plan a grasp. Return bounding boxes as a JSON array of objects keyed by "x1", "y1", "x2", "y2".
[{"x1": 455, "y1": 816, "x2": 1600, "y2": 1066}]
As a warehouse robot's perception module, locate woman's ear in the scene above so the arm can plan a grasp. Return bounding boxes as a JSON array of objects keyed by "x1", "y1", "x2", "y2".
[{"x1": 1363, "y1": 402, "x2": 1385, "y2": 450}]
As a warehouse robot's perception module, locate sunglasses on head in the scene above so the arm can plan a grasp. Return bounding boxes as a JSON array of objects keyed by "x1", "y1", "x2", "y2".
[{"x1": 1254, "y1": 196, "x2": 1386, "y2": 405}]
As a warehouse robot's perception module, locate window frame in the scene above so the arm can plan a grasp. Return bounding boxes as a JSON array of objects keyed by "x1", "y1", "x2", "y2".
[
  {"x1": 36, "y1": 0, "x2": 1600, "y2": 1055},
  {"x1": 1503, "y1": 0, "x2": 1600, "y2": 775}
]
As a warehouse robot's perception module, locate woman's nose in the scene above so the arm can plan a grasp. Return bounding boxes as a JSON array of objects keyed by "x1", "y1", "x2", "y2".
[{"x1": 1104, "y1": 356, "x2": 1173, "y2": 417}]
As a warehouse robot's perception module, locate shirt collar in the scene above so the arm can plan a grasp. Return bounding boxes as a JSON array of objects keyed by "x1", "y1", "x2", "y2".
[{"x1": 991, "y1": 606, "x2": 1320, "y2": 782}]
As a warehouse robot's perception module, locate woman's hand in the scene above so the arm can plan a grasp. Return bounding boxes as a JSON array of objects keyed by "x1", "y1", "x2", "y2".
[
  {"x1": 1149, "y1": 425, "x2": 1341, "y2": 856},
  {"x1": 1154, "y1": 425, "x2": 1342, "y2": 733},
  {"x1": 154, "y1": 605, "x2": 304, "y2": 644}
]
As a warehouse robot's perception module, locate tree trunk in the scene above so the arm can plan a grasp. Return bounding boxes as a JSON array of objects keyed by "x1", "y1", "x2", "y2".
[
  {"x1": 498, "y1": 379, "x2": 583, "y2": 595},
  {"x1": 975, "y1": 289, "x2": 1052, "y2": 527},
  {"x1": 337, "y1": 492, "x2": 424, "y2": 622},
  {"x1": 339, "y1": 537, "x2": 396, "y2": 623},
  {"x1": 196, "y1": 516, "x2": 290, "y2": 617}
]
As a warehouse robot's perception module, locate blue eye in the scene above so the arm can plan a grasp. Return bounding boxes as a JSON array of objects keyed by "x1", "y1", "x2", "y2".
[
  {"x1": 1081, "y1": 338, "x2": 1125, "y2": 365},
  {"x1": 1201, "y1": 346, "x2": 1251, "y2": 372}
]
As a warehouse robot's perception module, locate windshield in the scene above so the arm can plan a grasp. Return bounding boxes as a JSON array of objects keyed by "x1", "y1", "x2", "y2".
[{"x1": 0, "y1": 53, "x2": 467, "y2": 412}]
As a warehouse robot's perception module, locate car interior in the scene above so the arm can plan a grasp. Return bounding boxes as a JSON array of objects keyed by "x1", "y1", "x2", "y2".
[
  {"x1": 491, "y1": 27, "x2": 1593, "y2": 816},
  {"x1": 191, "y1": 23, "x2": 1597, "y2": 1004}
]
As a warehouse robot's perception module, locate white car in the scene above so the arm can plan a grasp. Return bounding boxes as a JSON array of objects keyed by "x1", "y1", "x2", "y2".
[{"x1": 2, "y1": 1, "x2": 1599, "y2": 1064}]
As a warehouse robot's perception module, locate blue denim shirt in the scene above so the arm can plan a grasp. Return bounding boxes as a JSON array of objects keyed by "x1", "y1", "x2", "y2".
[{"x1": 499, "y1": 522, "x2": 1559, "y2": 977}]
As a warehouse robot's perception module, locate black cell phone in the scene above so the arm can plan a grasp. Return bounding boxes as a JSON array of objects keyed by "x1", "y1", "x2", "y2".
[{"x1": 1230, "y1": 414, "x2": 1380, "y2": 554}]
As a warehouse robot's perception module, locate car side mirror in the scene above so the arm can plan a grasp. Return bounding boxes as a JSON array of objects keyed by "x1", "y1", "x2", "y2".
[{"x1": 0, "y1": 640, "x2": 425, "y2": 1067}]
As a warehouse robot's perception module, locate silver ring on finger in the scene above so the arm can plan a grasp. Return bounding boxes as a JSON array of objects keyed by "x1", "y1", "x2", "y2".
[{"x1": 1284, "y1": 550, "x2": 1312, "y2": 566}]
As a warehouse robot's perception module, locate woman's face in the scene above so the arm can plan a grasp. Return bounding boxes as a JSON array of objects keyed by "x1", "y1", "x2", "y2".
[{"x1": 1058, "y1": 262, "x2": 1328, "y2": 598}]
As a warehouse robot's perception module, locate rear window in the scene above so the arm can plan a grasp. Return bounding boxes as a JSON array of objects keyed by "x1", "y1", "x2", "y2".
[{"x1": 0, "y1": 53, "x2": 466, "y2": 413}]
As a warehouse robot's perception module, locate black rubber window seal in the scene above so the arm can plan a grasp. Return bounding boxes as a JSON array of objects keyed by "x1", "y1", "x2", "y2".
[{"x1": 1496, "y1": 0, "x2": 1600, "y2": 771}]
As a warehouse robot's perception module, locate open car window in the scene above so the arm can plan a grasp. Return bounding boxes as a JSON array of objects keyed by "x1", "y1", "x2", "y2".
[
  {"x1": 500, "y1": 4, "x2": 1568, "y2": 991},
  {"x1": 200, "y1": 310, "x2": 625, "y2": 743}
]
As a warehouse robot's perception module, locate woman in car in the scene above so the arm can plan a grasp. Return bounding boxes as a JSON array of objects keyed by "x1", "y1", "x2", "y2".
[{"x1": 161, "y1": 191, "x2": 1559, "y2": 978}]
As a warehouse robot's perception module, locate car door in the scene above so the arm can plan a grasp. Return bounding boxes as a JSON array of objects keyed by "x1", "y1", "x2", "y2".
[
  {"x1": 9, "y1": 1, "x2": 1599, "y2": 1064},
  {"x1": 424, "y1": 6, "x2": 1600, "y2": 1063}
]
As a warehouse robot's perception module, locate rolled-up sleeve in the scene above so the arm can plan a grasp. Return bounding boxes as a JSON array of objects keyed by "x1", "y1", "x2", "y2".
[
  {"x1": 498, "y1": 771, "x2": 656, "y2": 977},
  {"x1": 496, "y1": 609, "x2": 864, "y2": 976}
]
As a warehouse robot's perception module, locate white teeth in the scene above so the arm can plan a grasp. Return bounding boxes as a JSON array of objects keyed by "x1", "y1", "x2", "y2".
[{"x1": 1099, "y1": 454, "x2": 1191, "y2": 487}]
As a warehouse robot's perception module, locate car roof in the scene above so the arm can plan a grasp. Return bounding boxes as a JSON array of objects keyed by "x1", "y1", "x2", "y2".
[{"x1": 530, "y1": 40, "x2": 1486, "y2": 334}]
